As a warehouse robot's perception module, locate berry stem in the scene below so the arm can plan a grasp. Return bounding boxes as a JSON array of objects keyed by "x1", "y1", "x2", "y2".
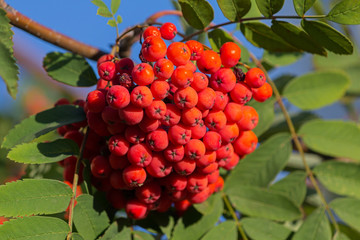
[
  {"x1": 222, "y1": 193, "x2": 248, "y2": 240},
  {"x1": 66, "y1": 127, "x2": 90, "y2": 240},
  {"x1": 248, "y1": 52, "x2": 340, "y2": 235},
  {"x1": 181, "y1": 14, "x2": 326, "y2": 41},
  {"x1": 0, "y1": 0, "x2": 106, "y2": 60}
]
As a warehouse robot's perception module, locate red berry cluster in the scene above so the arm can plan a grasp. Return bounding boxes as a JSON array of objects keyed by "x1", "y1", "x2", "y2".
[{"x1": 56, "y1": 22, "x2": 272, "y2": 220}]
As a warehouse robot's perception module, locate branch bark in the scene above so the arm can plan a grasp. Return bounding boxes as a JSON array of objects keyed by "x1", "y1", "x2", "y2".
[{"x1": 0, "y1": 0, "x2": 106, "y2": 60}]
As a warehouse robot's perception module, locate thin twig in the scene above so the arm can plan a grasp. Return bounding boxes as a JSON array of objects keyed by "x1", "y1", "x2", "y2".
[
  {"x1": 0, "y1": 0, "x2": 106, "y2": 60},
  {"x1": 67, "y1": 127, "x2": 90, "y2": 240},
  {"x1": 222, "y1": 193, "x2": 248, "y2": 240}
]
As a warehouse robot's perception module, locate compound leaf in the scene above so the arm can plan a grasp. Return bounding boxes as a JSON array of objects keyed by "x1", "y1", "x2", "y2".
[
  {"x1": 293, "y1": 208, "x2": 331, "y2": 240},
  {"x1": 179, "y1": 0, "x2": 214, "y2": 29},
  {"x1": 293, "y1": 0, "x2": 316, "y2": 16},
  {"x1": 240, "y1": 22, "x2": 298, "y2": 52},
  {"x1": 314, "y1": 161, "x2": 360, "y2": 199},
  {"x1": 201, "y1": 221, "x2": 237, "y2": 240},
  {"x1": 255, "y1": 0, "x2": 285, "y2": 17},
  {"x1": 327, "y1": 0, "x2": 360, "y2": 25},
  {"x1": 217, "y1": 0, "x2": 251, "y2": 21},
  {"x1": 43, "y1": 52, "x2": 97, "y2": 87},
  {"x1": 7, "y1": 139, "x2": 79, "y2": 164},
  {"x1": 2, "y1": 105, "x2": 85, "y2": 150},
  {"x1": 330, "y1": 198, "x2": 360, "y2": 232},
  {"x1": 111, "y1": 0, "x2": 121, "y2": 14},
  {"x1": 225, "y1": 133, "x2": 292, "y2": 192},
  {"x1": 0, "y1": 216, "x2": 69, "y2": 240},
  {"x1": 73, "y1": 194, "x2": 110, "y2": 240},
  {"x1": 283, "y1": 70, "x2": 350, "y2": 110},
  {"x1": 299, "y1": 120, "x2": 360, "y2": 161},
  {"x1": 271, "y1": 20, "x2": 327, "y2": 56},
  {"x1": 0, "y1": 179, "x2": 72, "y2": 217},
  {"x1": 228, "y1": 186, "x2": 301, "y2": 221},
  {"x1": 242, "y1": 217, "x2": 292, "y2": 240},
  {"x1": 301, "y1": 20, "x2": 353, "y2": 55}
]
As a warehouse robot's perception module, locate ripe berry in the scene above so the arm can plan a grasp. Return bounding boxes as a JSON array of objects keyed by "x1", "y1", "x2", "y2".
[
  {"x1": 135, "y1": 182, "x2": 162, "y2": 204},
  {"x1": 108, "y1": 135, "x2": 130, "y2": 156},
  {"x1": 119, "y1": 104, "x2": 144, "y2": 125},
  {"x1": 171, "y1": 66, "x2": 194, "y2": 89},
  {"x1": 174, "y1": 87, "x2": 198, "y2": 109},
  {"x1": 150, "y1": 80, "x2": 170, "y2": 100},
  {"x1": 210, "y1": 68, "x2": 236, "y2": 93},
  {"x1": 143, "y1": 26, "x2": 160, "y2": 39},
  {"x1": 132, "y1": 63, "x2": 155, "y2": 86},
  {"x1": 141, "y1": 36, "x2": 167, "y2": 62},
  {"x1": 230, "y1": 82, "x2": 252, "y2": 105},
  {"x1": 245, "y1": 68, "x2": 266, "y2": 88},
  {"x1": 237, "y1": 106, "x2": 259, "y2": 131},
  {"x1": 91, "y1": 155, "x2": 111, "y2": 178},
  {"x1": 130, "y1": 86, "x2": 153, "y2": 108},
  {"x1": 98, "y1": 61, "x2": 116, "y2": 81},
  {"x1": 122, "y1": 165, "x2": 147, "y2": 187},
  {"x1": 146, "y1": 129, "x2": 169, "y2": 151},
  {"x1": 106, "y1": 85, "x2": 130, "y2": 109},
  {"x1": 146, "y1": 152, "x2": 173, "y2": 178},
  {"x1": 233, "y1": 130, "x2": 258, "y2": 156},
  {"x1": 197, "y1": 50, "x2": 221, "y2": 74},
  {"x1": 127, "y1": 143, "x2": 152, "y2": 167},
  {"x1": 167, "y1": 42, "x2": 191, "y2": 66},
  {"x1": 87, "y1": 90, "x2": 106, "y2": 113},
  {"x1": 186, "y1": 40, "x2": 204, "y2": 60},
  {"x1": 220, "y1": 42, "x2": 241, "y2": 68},
  {"x1": 154, "y1": 58, "x2": 174, "y2": 80},
  {"x1": 160, "y1": 22, "x2": 177, "y2": 40},
  {"x1": 125, "y1": 199, "x2": 148, "y2": 220},
  {"x1": 191, "y1": 72, "x2": 209, "y2": 92},
  {"x1": 252, "y1": 82, "x2": 273, "y2": 102}
]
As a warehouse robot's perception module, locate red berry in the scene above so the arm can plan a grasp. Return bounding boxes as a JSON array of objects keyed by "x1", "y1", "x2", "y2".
[{"x1": 160, "y1": 22, "x2": 177, "y2": 40}]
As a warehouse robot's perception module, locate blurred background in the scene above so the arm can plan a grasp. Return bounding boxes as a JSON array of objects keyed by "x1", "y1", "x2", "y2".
[{"x1": 0, "y1": 0, "x2": 359, "y2": 182}]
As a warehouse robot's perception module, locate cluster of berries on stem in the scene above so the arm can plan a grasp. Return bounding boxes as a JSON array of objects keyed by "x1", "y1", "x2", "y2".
[{"x1": 56, "y1": 22, "x2": 272, "y2": 220}]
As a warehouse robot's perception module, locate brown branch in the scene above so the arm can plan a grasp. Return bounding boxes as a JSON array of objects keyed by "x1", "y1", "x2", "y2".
[{"x1": 0, "y1": 0, "x2": 106, "y2": 61}]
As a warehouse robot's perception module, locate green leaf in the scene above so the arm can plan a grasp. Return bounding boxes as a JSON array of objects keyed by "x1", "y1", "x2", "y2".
[
  {"x1": 0, "y1": 8, "x2": 14, "y2": 51},
  {"x1": 97, "y1": 7, "x2": 113, "y2": 18},
  {"x1": 260, "y1": 111, "x2": 318, "y2": 141},
  {"x1": 0, "y1": 179, "x2": 72, "y2": 217},
  {"x1": 7, "y1": 139, "x2": 79, "y2": 164},
  {"x1": 217, "y1": 0, "x2": 251, "y2": 21},
  {"x1": 0, "y1": 216, "x2": 69, "y2": 240},
  {"x1": 0, "y1": 9, "x2": 18, "y2": 99},
  {"x1": 314, "y1": 161, "x2": 360, "y2": 199},
  {"x1": 240, "y1": 22, "x2": 298, "y2": 52},
  {"x1": 225, "y1": 133, "x2": 292, "y2": 192},
  {"x1": 101, "y1": 220, "x2": 132, "y2": 240},
  {"x1": 73, "y1": 194, "x2": 110, "y2": 240},
  {"x1": 71, "y1": 233, "x2": 84, "y2": 240},
  {"x1": 1, "y1": 105, "x2": 85, "y2": 150},
  {"x1": 345, "y1": 64, "x2": 360, "y2": 95},
  {"x1": 338, "y1": 224, "x2": 360, "y2": 240},
  {"x1": 298, "y1": 119, "x2": 360, "y2": 161},
  {"x1": 314, "y1": 50, "x2": 359, "y2": 69},
  {"x1": 43, "y1": 52, "x2": 97, "y2": 87},
  {"x1": 0, "y1": 40, "x2": 19, "y2": 99},
  {"x1": 133, "y1": 231, "x2": 155, "y2": 240},
  {"x1": 270, "y1": 171, "x2": 307, "y2": 206},
  {"x1": 179, "y1": 0, "x2": 214, "y2": 29},
  {"x1": 228, "y1": 186, "x2": 301, "y2": 221},
  {"x1": 331, "y1": 198, "x2": 360, "y2": 232},
  {"x1": 283, "y1": 70, "x2": 350, "y2": 110},
  {"x1": 172, "y1": 193, "x2": 223, "y2": 240},
  {"x1": 293, "y1": 208, "x2": 332, "y2": 240},
  {"x1": 107, "y1": 19, "x2": 117, "y2": 27},
  {"x1": 91, "y1": 0, "x2": 108, "y2": 8},
  {"x1": 262, "y1": 51, "x2": 303, "y2": 67},
  {"x1": 327, "y1": 0, "x2": 360, "y2": 25},
  {"x1": 201, "y1": 220, "x2": 237, "y2": 240},
  {"x1": 207, "y1": 29, "x2": 250, "y2": 63},
  {"x1": 301, "y1": 20, "x2": 353, "y2": 55},
  {"x1": 248, "y1": 97, "x2": 275, "y2": 136},
  {"x1": 117, "y1": 15, "x2": 123, "y2": 24},
  {"x1": 334, "y1": 232, "x2": 351, "y2": 240},
  {"x1": 287, "y1": 152, "x2": 322, "y2": 170},
  {"x1": 293, "y1": 0, "x2": 316, "y2": 16},
  {"x1": 244, "y1": 0, "x2": 262, "y2": 17},
  {"x1": 111, "y1": 0, "x2": 121, "y2": 14},
  {"x1": 255, "y1": 0, "x2": 285, "y2": 17},
  {"x1": 271, "y1": 20, "x2": 327, "y2": 56},
  {"x1": 241, "y1": 217, "x2": 292, "y2": 240}
]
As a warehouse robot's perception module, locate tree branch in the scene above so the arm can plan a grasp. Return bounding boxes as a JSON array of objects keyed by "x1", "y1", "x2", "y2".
[{"x1": 0, "y1": 0, "x2": 106, "y2": 61}]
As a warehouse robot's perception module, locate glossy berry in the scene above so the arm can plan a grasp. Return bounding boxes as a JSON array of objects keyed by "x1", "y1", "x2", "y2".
[
  {"x1": 98, "y1": 61, "x2": 116, "y2": 81},
  {"x1": 245, "y1": 68, "x2": 266, "y2": 88},
  {"x1": 252, "y1": 82, "x2": 273, "y2": 102},
  {"x1": 160, "y1": 22, "x2": 177, "y2": 40},
  {"x1": 143, "y1": 26, "x2": 160, "y2": 39},
  {"x1": 167, "y1": 42, "x2": 191, "y2": 66},
  {"x1": 220, "y1": 42, "x2": 241, "y2": 68}
]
